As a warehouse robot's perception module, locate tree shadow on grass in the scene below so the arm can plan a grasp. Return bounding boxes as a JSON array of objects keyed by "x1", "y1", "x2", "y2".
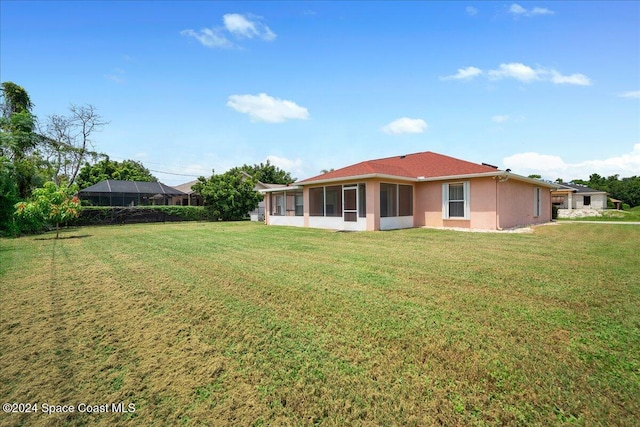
[{"x1": 33, "y1": 234, "x2": 92, "y2": 241}]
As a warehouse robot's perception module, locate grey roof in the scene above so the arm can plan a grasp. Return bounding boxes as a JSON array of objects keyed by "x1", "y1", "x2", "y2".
[
  {"x1": 79, "y1": 180, "x2": 185, "y2": 196},
  {"x1": 557, "y1": 182, "x2": 606, "y2": 194}
]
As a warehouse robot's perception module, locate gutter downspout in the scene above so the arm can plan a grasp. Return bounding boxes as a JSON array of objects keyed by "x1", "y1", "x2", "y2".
[{"x1": 494, "y1": 172, "x2": 510, "y2": 230}]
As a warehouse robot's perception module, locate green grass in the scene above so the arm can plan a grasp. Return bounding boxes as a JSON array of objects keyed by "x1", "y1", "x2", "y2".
[{"x1": 1, "y1": 222, "x2": 639, "y2": 426}]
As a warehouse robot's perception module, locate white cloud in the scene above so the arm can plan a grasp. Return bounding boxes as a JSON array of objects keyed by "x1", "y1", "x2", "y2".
[
  {"x1": 530, "y1": 7, "x2": 554, "y2": 16},
  {"x1": 381, "y1": 117, "x2": 428, "y2": 135},
  {"x1": 620, "y1": 90, "x2": 640, "y2": 99},
  {"x1": 488, "y1": 63, "x2": 540, "y2": 82},
  {"x1": 223, "y1": 13, "x2": 276, "y2": 41},
  {"x1": 265, "y1": 155, "x2": 305, "y2": 178},
  {"x1": 444, "y1": 62, "x2": 593, "y2": 86},
  {"x1": 180, "y1": 28, "x2": 234, "y2": 49},
  {"x1": 227, "y1": 93, "x2": 309, "y2": 123},
  {"x1": 182, "y1": 13, "x2": 275, "y2": 48},
  {"x1": 509, "y1": 4, "x2": 528, "y2": 15},
  {"x1": 509, "y1": 4, "x2": 554, "y2": 17},
  {"x1": 441, "y1": 66, "x2": 483, "y2": 81},
  {"x1": 503, "y1": 144, "x2": 640, "y2": 180},
  {"x1": 549, "y1": 71, "x2": 592, "y2": 86},
  {"x1": 466, "y1": 6, "x2": 478, "y2": 16},
  {"x1": 491, "y1": 115, "x2": 510, "y2": 123}
]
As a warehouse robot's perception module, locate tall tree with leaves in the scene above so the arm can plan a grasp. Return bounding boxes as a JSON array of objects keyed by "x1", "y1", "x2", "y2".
[
  {"x1": 193, "y1": 170, "x2": 262, "y2": 221},
  {"x1": 232, "y1": 160, "x2": 295, "y2": 185},
  {"x1": 0, "y1": 82, "x2": 42, "y2": 198},
  {"x1": 76, "y1": 157, "x2": 157, "y2": 189}
]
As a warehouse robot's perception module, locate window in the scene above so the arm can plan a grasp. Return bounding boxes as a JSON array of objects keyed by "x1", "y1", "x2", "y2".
[
  {"x1": 380, "y1": 183, "x2": 397, "y2": 217},
  {"x1": 295, "y1": 191, "x2": 303, "y2": 216},
  {"x1": 533, "y1": 187, "x2": 542, "y2": 217},
  {"x1": 325, "y1": 185, "x2": 342, "y2": 216},
  {"x1": 398, "y1": 185, "x2": 413, "y2": 216},
  {"x1": 380, "y1": 183, "x2": 413, "y2": 217},
  {"x1": 309, "y1": 187, "x2": 324, "y2": 216},
  {"x1": 442, "y1": 182, "x2": 470, "y2": 219},
  {"x1": 583, "y1": 195, "x2": 591, "y2": 206},
  {"x1": 358, "y1": 183, "x2": 366, "y2": 218}
]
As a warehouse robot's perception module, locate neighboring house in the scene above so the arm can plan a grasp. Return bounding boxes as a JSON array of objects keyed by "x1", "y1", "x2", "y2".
[
  {"x1": 172, "y1": 180, "x2": 204, "y2": 206},
  {"x1": 260, "y1": 151, "x2": 556, "y2": 231},
  {"x1": 251, "y1": 181, "x2": 287, "y2": 221},
  {"x1": 79, "y1": 180, "x2": 185, "y2": 206},
  {"x1": 173, "y1": 174, "x2": 284, "y2": 221},
  {"x1": 551, "y1": 183, "x2": 608, "y2": 217}
]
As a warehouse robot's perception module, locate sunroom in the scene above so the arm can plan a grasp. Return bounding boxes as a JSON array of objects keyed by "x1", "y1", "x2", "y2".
[
  {"x1": 264, "y1": 186, "x2": 305, "y2": 227},
  {"x1": 261, "y1": 180, "x2": 415, "y2": 231}
]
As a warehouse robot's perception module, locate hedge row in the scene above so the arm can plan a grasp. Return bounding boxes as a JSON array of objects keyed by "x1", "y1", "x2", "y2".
[{"x1": 76, "y1": 206, "x2": 208, "y2": 226}]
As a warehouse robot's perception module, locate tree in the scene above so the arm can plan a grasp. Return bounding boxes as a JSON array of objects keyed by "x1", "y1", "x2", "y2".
[
  {"x1": 527, "y1": 174, "x2": 542, "y2": 179},
  {"x1": 40, "y1": 104, "x2": 107, "y2": 185},
  {"x1": 321, "y1": 168, "x2": 335, "y2": 174},
  {"x1": 76, "y1": 157, "x2": 157, "y2": 189},
  {"x1": 0, "y1": 156, "x2": 21, "y2": 234},
  {"x1": 193, "y1": 170, "x2": 263, "y2": 221},
  {"x1": 232, "y1": 160, "x2": 295, "y2": 185},
  {"x1": 572, "y1": 173, "x2": 640, "y2": 208},
  {"x1": 0, "y1": 82, "x2": 33, "y2": 117},
  {"x1": 14, "y1": 181, "x2": 81, "y2": 238},
  {"x1": 0, "y1": 82, "x2": 41, "y2": 199}
]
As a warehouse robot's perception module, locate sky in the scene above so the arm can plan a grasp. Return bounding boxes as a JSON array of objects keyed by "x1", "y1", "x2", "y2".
[{"x1": 1, "y1": 1, "x2": 639, "y2": 185}]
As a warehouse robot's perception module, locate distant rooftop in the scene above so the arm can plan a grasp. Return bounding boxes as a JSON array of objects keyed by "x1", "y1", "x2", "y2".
[
  {"x1": 79, "y1": 180, "x2": 185, "y2": 196},
  {"x1": 556, "y1": 182, "x2": 606, "y2": 194}
]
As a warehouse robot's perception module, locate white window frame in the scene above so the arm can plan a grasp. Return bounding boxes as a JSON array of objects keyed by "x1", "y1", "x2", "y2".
[
  {"x1": 442, "y1": 182, "x2": 470, "y2": 220},
  {"x1": 533, "y1": 187, "x2": 542, "y2": 217}
]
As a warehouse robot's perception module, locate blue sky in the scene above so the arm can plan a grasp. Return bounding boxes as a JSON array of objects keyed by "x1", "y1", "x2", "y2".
[{"x1": 1, "y1": 1, "x2": 638, "y2": 185}]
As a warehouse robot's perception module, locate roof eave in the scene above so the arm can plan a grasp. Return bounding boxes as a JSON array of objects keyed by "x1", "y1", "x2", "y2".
[
  {"x1": 419, "y1": 171, "x2": 559, "y2": 188},
  {"x1": 284, "y1": 171, "x2": 559, "y2": 189},
  {"x1": 259, "y1": 185, "x2": 303, "y2": 193},
  {"x1": 296, "y1": 173, "x2": 417, "y2": 186}
]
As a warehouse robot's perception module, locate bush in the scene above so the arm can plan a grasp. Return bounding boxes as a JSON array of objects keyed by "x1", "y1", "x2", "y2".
[
  {"x1": 623, "y1": 203, "x2": 631, "y2": 210},
  {"x1": 13, "y1": 182, "x2": 81, "y2": 238},
  {"x1": 77, "y1": 206, "x2": 208, "y2": 226}
]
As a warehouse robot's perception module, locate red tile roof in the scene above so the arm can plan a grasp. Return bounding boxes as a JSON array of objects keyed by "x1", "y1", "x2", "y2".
[{"x1": 298, "y1": 151, "x2": 499, "y2": 183}]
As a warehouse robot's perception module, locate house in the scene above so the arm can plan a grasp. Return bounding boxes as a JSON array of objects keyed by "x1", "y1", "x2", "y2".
[
  {"x1": 172, "y1": 173, "x2": 285, "y2": 221},
  {"x1": 79, "y1": 180, "x2": 185, "y2": 206},
  {"x1": 551, "y1": 182, "x2": 608, "y2": 218},
  {"x1": 259, "y1": 151, "x2": 556, "y2": 231},
  {"x1": 251, "y1": 181, "x2": 288, "y2": 221},
  {"x1": 172, "y1": 180, "x2": 204, "y2": 206}
]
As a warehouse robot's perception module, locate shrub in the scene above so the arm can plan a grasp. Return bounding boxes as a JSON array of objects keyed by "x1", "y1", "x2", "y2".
[
  {"x1": 14, "y1": 182, "x2": 82, "y2": 238},
  {"x1": 77, "y1": 206, "x2": 207, "y2": 226}
]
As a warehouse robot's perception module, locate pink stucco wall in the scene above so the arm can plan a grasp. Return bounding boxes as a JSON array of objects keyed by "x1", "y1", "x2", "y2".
[
  {"x1": 497, "y1": 179, "x2": 551, "y2": 229},
  {"x1": 266, "y1": 176, "x2": 551, "y2": 231},
  {"x1": 416, "y1": 177, "x2": 498, "y2": 229},
  {"x1": 416, "y1": 177, "x2": 550, "y2": 230}
]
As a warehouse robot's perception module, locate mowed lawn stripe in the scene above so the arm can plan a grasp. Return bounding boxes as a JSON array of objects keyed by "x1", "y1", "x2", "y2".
[{"x1": 1, "y1": 222, "x2": 639, "y2": 426}]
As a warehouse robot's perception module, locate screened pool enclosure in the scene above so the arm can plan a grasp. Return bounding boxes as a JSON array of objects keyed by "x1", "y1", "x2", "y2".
[{"x1": 78, "y1": 180, "x2": 185, "y2": 206}]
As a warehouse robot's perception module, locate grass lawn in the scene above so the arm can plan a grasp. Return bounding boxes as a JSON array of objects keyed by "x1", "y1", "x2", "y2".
[{"x1": 1, "y1": 222, "x2": 639, "y2": 426}]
